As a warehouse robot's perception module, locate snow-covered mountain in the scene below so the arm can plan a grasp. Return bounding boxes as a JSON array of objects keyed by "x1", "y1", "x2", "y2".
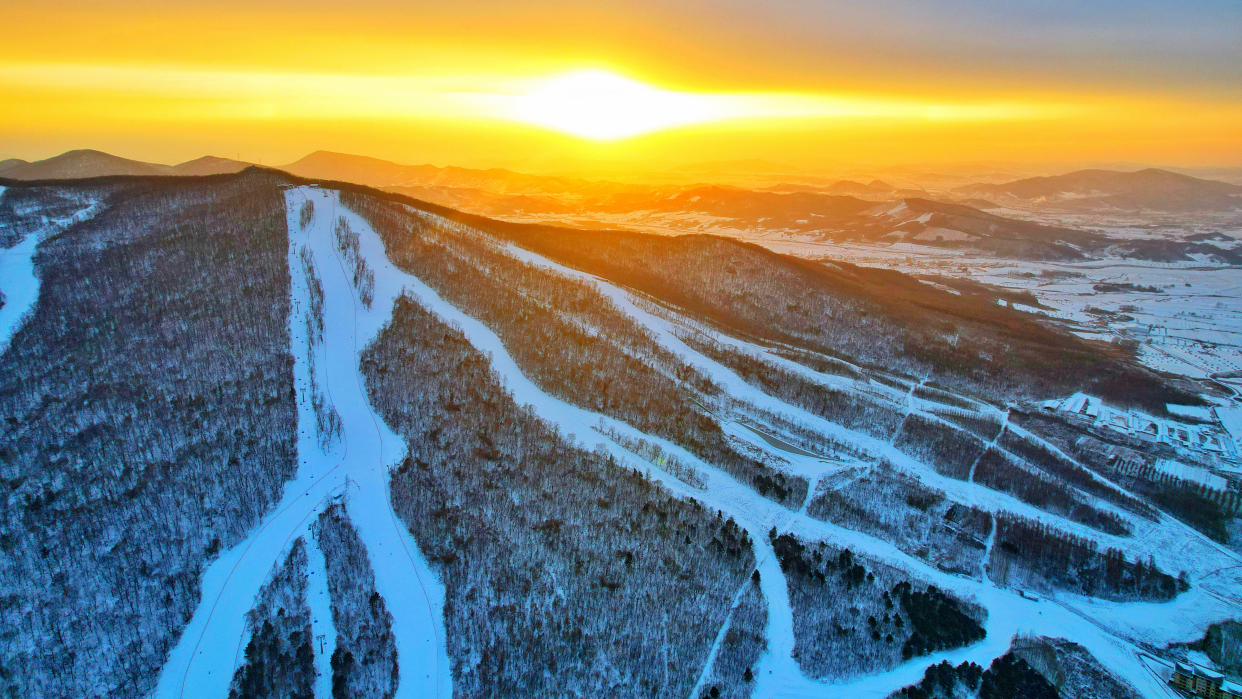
[{"x1": 1, "y1": 171, "x2": 1239, "y2": 699}]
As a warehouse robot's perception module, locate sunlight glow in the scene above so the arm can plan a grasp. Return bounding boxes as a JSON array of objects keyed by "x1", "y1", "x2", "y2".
[
  {"x1": 501, "y1": 70, "x2": 1072, "y2": 140},
  {"x1": 5, "y1": 61, "x2": 1215, "y2": 167},
  {"x1": 511, "y1": 70, "x2": 724, "y2": 140}
]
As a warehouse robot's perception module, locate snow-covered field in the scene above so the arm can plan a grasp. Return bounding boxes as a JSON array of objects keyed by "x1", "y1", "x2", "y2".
[{"x1": 756, "y1": 240, "x2": 1242, "y2": 401}]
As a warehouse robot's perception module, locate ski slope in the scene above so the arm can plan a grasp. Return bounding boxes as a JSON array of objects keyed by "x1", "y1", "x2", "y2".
[
  {"x1": 491, "y1": 230, "x2": 1240, "y2": 698},
  {"x1": 0, "y1": 192, "x2": 102, "y2": 358},
  {"x1": 154, "y1": 187, "x2": 451, "y2": 699},
  {"x1": 152, "y1": 188, "x2": 1239, "y2": 699}
]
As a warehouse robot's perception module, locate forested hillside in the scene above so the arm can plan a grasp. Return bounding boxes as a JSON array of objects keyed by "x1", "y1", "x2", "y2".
[
  {"x1": 324, "y1": 184, "x2": 1195, "y2": 413},
  {"x1": 0, "y1": 170, "x2": 1234, "y2": 699},
  {"x1": 0, "y1": 171, "x2": 296, "y2": 697}
]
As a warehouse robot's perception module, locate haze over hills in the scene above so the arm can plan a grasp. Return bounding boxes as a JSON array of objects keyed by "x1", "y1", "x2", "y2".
[
  {"x1": 0, "y1": 149, "x2": 251, "y2": 181},
  {"x1": 956, "y1": 168, "x2": 1242, "y2": 212},
  {"x1": 282, "y1": 150, "x2": 597, "y2": 196},
  {"x1": 6, "y1": 149, "x2": 1242, "y2": 268}
]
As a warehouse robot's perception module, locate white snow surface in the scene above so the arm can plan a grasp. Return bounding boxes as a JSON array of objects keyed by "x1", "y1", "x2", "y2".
[
  {"x1": 303, "y1": 536, "x2": 337, "y2": 699},
  {"x1": 0, "y1": 192, "x2": 102, "y2": 358},
  {"x1": 1167, "y1": 404, "x2": 1214, "y2": 421},
  {"x1": 1218, "y1": 407, "x2": 1242, "y2": 447},
  {"x1": 1152, "y1": 459, "x2": 1228, "y2": 491},
  {"x1": 154, "y1": 188, "x2": 451, "y2": 699}
]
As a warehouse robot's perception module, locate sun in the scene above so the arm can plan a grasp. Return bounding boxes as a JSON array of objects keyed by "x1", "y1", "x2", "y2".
[{"x1": 512, "y1": 70, "x2": 725, "y2": 140}]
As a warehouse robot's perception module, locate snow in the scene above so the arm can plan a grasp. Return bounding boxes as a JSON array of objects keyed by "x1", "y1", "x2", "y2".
[
  {"x1": 1166, "y1": 404, "x2": 1213, "y2": 421},
  {"x1": 1152, "y1": 459, "x2": 1227, "y2": 491},
  {"x1": 0, "y1": 193, "x2": 101, "y2": 358},
  {"x1": 495, "y1": 236, "x2": 1242, "y2": 698},
  {"x1": 151, "y1": 191, "x2": 1240, "y2": 699},
  {"x1": 687, "y1": 576, "x2": 755, "y2": 699},
  {"x1": 0, "y1": 225, "x2": 42, "y2": 358},
  {"x1": 881, "y1": 201, "x2": 909, "y2": 218},
  {"x1": 304, "y1": 535, "x2": 337, "y2": 699},
  {"x1": 1048, "y1": 393, "x2": 1238, "y2": 460},
  {"x1": 155, "y1": 187, "x2": 452, "y2": 699},
  {"x1": 1217, "y1": 407, "x2": 1242, "y2": 447},
  {"x1": 913, "y1": 227, "x2": 975, "y2": 242}
]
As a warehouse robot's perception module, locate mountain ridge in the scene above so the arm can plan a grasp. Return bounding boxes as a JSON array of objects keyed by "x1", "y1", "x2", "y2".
[
  {"x1": 0, "y1": 149, "x2": 252, "y2": 181},
  {"x1": 955, "y1": 167, "x2": 1242, "y2": 211}
]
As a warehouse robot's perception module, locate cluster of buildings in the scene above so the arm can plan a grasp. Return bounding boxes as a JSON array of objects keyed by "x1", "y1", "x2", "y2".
[{"x1": 1042, "y1": 393, "x2": 1238, "y2": 461}]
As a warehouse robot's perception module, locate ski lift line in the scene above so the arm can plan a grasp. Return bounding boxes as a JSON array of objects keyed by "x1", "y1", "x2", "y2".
[
  {"x1": 329, "y1": 192, "x2": 444, "y2": 699},
  {"x1": 173, "y1": 188, "x2": 358, "y2": 698},
  {"x1": 227, "y1": 487, "x2": 346, "y2": 681},
  {"x1": 686, "y1": 570, "x2": 756, "y2": 699}
]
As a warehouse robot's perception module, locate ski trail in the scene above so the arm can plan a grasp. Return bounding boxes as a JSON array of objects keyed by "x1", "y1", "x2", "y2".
[
  {"x1": 155, "y1": 187, "x2": 451, "y2": 699},
  {"x1": 222, "y1": 198, "x2": 1235, "y2": 699},
  {"x1": 0, "y1": 194, "x2": 102, "y2": 358},
  {"x1": 308, "y1": 210, "x2": 806, "y2": 699},
  {"x1": 489, "y1": 237, "x2": 1240, "y2": 698},
  {"x1": 967, "y1": 409, "x2": 1008, "y2": 483},
  {"x1": 502, "y1": 244, "x2": 1126, "y2": 540},
  {"x1": 688, "y1": 575, "x2": 757, "y2": 699},
  {"x1": 501, "y1": 241, "x2": 1240, "y2": 582},
  {"x1": 981, "y1": 514, "x2": 997, "y2": 584},
  {"x1": 301, "y1": 188, "x2": 452, "y2": 699},
  {"x1": 155, "y1": 190, "x2": 354, "y2": 699},
  {"x1": 304, "y1": 535, "x2": 337, "y2": 699}
]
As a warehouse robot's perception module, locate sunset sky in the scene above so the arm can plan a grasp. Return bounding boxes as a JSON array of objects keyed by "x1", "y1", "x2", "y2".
[{"x1": 3, "y1": 0, "x2": 1240, "y2": 171}]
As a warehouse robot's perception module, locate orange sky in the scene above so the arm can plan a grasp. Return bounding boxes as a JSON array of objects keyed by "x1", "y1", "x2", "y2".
[{"x1": 2, "y1": 0, "x2": 1240, "y2": 170}]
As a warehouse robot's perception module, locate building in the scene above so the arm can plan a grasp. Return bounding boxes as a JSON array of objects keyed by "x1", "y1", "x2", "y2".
[{"x1": 1171, "y1": 663, "x2": 1242, "y2": 699}]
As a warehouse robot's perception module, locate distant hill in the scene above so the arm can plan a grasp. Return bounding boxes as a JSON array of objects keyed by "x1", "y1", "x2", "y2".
[
  {"x1": 831, "y1": 198, "x2": 1105, "y2": 260},
  {"x1": 281, "y1": 150, "x2": 423, "y2": 187},
  {"x1": 168, "y1": 155, "x2": 252, "y2": 177},
  {"x1": 0, "y1": 149, "x2": 251, "y2": 181},
  {"x1": 281, "y1": 150, "x2": 593, "y2": 197},
  {"x1": 0, "y1": 150, "x2": 167, "y2": 180},
  {"x1": 0, "y1": 158, "x2": 27, "y2": 174},
  {"x1": 955, "y1": 168, "x2": 1242, "y2": 212},
  {"x1": 824, "y1": 180, "x2": 892, "y2": 196},
  {"x1": 593, "y1": 184, "x2": 875, "y2": 224}
]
